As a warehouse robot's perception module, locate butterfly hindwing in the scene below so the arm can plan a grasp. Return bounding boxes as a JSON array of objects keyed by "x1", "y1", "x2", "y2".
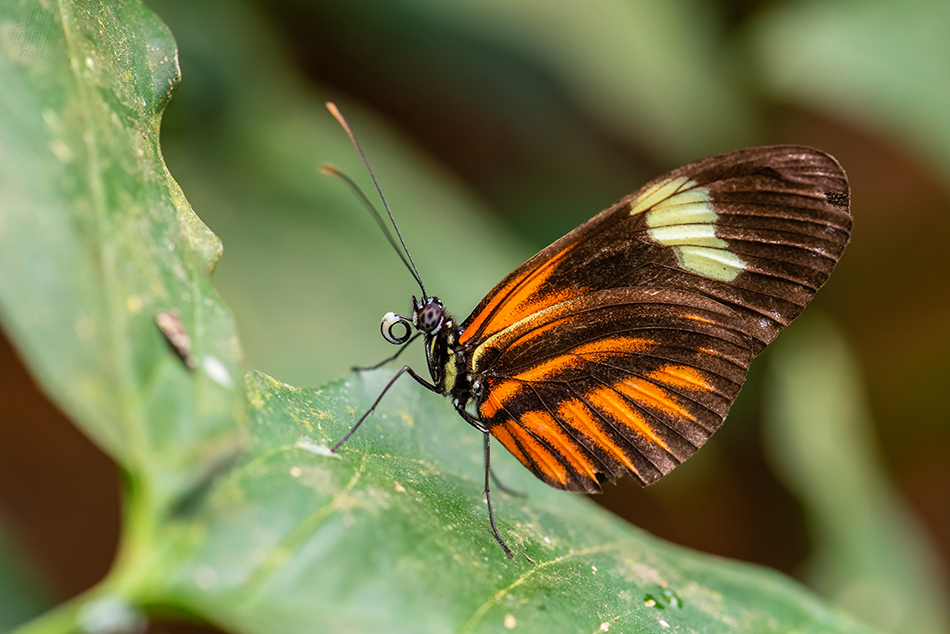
[{"x1": 462, "y1": 146, "x2": 851, "y2": 492}]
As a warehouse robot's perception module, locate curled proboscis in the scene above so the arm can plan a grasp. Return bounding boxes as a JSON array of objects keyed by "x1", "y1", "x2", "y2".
[{"x1": 380, "y1": 312, "x2": 412, "y2": 345}]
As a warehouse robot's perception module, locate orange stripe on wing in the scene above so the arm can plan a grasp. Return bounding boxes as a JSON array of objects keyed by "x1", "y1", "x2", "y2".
[
  {"x1": 519, "y1": 410, "x2": 598, "y2": 482},
  {"x1": 459, "y1": 275, "x2": 529, "y2": 346},
  {"x1": 570, "y1": 337, "x2": 658, "y2": 358},
  {"x1": 614, "y1": 377, "x2": 693, "y2": 420},
  {"x1": 460, "y1": 244, "x2": 580, "y2": 345},
  {"x1": 491, "y1": 425, "x2": 530, "y2": 470},
  {"x1": 587, "y1": 386, "x2": 670, "y2": 452},
  {"x1": 479, "y1": 338, "x2": 660, "y2": 420},
  {"x1": 494, "y1": 419, "x2": 569, "y2": 486},
  {"x1": 558, "y1": 398, "x2": 638, "y2": 476},
  {"x1": 479, "y1": 357, "x2": 579, "y2": 419},
  {"x1": 506, "y1": 287, "x2": 584, "y2": 335},
  {"x1": 514, "y1": 356, "x2": 579, "y2": 382},
  {"x1": 479, "y1": 380, "x2": 522, "y2": 418},
  {"x1": 647, "y1": 364, "x2": 712, "y2": 391}
]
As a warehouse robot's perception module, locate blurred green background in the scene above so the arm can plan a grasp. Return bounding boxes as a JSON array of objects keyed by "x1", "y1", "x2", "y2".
[{"x1": 1, "y1": 0, "x2": 948, "y2": 632}]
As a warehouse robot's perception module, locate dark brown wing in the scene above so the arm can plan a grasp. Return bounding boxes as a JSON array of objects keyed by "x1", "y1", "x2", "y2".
[{"x1": 460, "y1": 146, "x2": 851, "y2": 492}]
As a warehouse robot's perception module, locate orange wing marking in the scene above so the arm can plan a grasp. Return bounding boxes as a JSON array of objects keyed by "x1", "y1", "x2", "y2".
[
  {"x1": 494, "y1": 419, "x2": 569, "y2": 486},
  {"x1": 501, "y1": 316, "x2": 567, "y2": 351},
  {"x1": 491, "y1": 425, "x2": 530, "y2": 471},
  {"x1": 646, "y1": 364, "x2": 711, "y2": 391},
  {"x1": 614, "y1": 376, "x2": 693, "y2": 420},
  {"x1": 558, "y1": 398, "x2": 638, "y2": 476},
  {"x1": 478, "y1": 337, "x2": 659, "y2": 419},
  {"x1": 507, "y1": 287, "x2": 585, "y2": 339},
  {"x1": 480, "y1": 380, "x2": 521, "y2": 418},
  {"x1": 519, "y1": 410, "x2": 598, "y2": 482},
  {"x1": 460, "y1": 244, "x2": 581, "y2": 345},
  {"x1": 587, "y1": 386, "x2": 670, "y2": 452},
  {"x1": 515, "y1": 337, "x2": 657, "y2": 380},
  {"x1": 516, "y1": 355, "x2": 581, "y2": 382},
  {"x1": 570, "y1": 337, "x2": 658, "y2": 358}
]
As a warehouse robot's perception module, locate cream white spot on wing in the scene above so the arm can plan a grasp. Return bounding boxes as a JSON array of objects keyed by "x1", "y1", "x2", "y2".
[{"x1": 634, "y1": 178, "x2": 747, "y2": 282}]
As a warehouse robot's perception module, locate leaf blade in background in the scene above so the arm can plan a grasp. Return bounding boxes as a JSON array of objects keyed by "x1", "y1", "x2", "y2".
[
  {"x1": 747, "y1": 0, "x2": 950, "y2": 185},
  {"x1": 0, "y1": 0, "x2": 243, "y2": 529},
  {"x1": 764, "y1": 317, "x2": 949, "y2": 634},
  {"x1": 150, "y1": 0, "x2": 529, "y2": 388},
  {"x1": 413, "y1": 0, "x2": 762, "y2": 163}
]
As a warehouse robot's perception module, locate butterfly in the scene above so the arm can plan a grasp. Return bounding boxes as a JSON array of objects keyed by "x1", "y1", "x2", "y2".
[{"x1": 325, "y1": 103, "x2": 852, "y2": 558}]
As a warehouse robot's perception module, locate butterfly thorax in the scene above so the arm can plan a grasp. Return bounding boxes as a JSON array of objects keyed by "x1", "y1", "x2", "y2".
[
  {"x1": 402, "y1": 296, "x2": 478, "y2": 410},
  {"x1": 423, "y1": 312, "x2": 476, "y2": 402}
]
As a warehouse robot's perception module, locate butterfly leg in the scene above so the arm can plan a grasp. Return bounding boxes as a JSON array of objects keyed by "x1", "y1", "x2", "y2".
[
  {"x1": 483, "y1": 432, "x2": 514, "y2": 559},
  {"x1": 450, "y1": 406, "x2": 515, "y2": 557},
  {"x1": 331, "y1": 364, "x2": 438, "y2": 451},
  {"x1": 351, "y1": 333, "x2": 422, "y2": 372},
  {"x1": 452, "y1": 406, "x2": 527, "y2": 499}
]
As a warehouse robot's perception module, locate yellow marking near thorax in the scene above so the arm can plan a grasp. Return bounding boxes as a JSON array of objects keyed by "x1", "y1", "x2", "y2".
[{"x1": 443, "y1": 348, "x2": 457, "y2": 393}]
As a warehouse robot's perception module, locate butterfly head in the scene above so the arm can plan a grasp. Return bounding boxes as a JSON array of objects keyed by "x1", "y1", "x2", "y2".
[
  {"x1": 413, "y1": 296, "x2": 445, "y2": 334},
  {"x1": 380, "y1": 296, "x2": 445, "y2": 345}
]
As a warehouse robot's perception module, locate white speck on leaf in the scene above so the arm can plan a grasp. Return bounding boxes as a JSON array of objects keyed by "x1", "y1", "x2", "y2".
[
  {"x1": 202, "y1": 355, "x2": 233, "y2": 388},
  {"x1": 295, "y1": 437, "x2": 340, "y2": 459}
]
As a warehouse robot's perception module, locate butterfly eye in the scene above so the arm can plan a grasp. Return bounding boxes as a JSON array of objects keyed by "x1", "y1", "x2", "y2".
[
  {"x1": 380, "y1": 312, "x2": 412, "y2": 345},
  {"x1": 417, "y1": 299, "x2": 444, "y2": 333}
]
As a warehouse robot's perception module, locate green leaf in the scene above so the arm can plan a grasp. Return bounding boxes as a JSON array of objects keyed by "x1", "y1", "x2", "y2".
[
  {"x1": 413, "y1": 0, "x2": 761, "y2": 162},
  {"x1": 764, "y1": 317, "x2": 950, "y2": 634},
  {"x1": 147, "y1": 370, "x2": 880, "y2": 634},
  {"x1": 0, "y1": 0, "x2": 243, "y2": 507}
]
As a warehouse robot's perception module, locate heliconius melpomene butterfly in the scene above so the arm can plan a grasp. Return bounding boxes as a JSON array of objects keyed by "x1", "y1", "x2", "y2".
[{"x1": 324, "y1": 103, "x2": 851, "y2": 558}]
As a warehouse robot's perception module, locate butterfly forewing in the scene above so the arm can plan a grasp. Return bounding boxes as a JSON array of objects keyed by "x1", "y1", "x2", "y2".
[{"x1": 462, "y1": 146, "x2": 851, "y2": 493}]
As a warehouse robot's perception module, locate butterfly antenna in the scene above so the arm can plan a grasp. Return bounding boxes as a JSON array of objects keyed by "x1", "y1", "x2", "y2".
[
  {"x1": 326, "y1": 102, "x2": 427, "y2": 298},
  {"x1": 319, "y1": 164, "x2": 420, "y2": 285}
]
